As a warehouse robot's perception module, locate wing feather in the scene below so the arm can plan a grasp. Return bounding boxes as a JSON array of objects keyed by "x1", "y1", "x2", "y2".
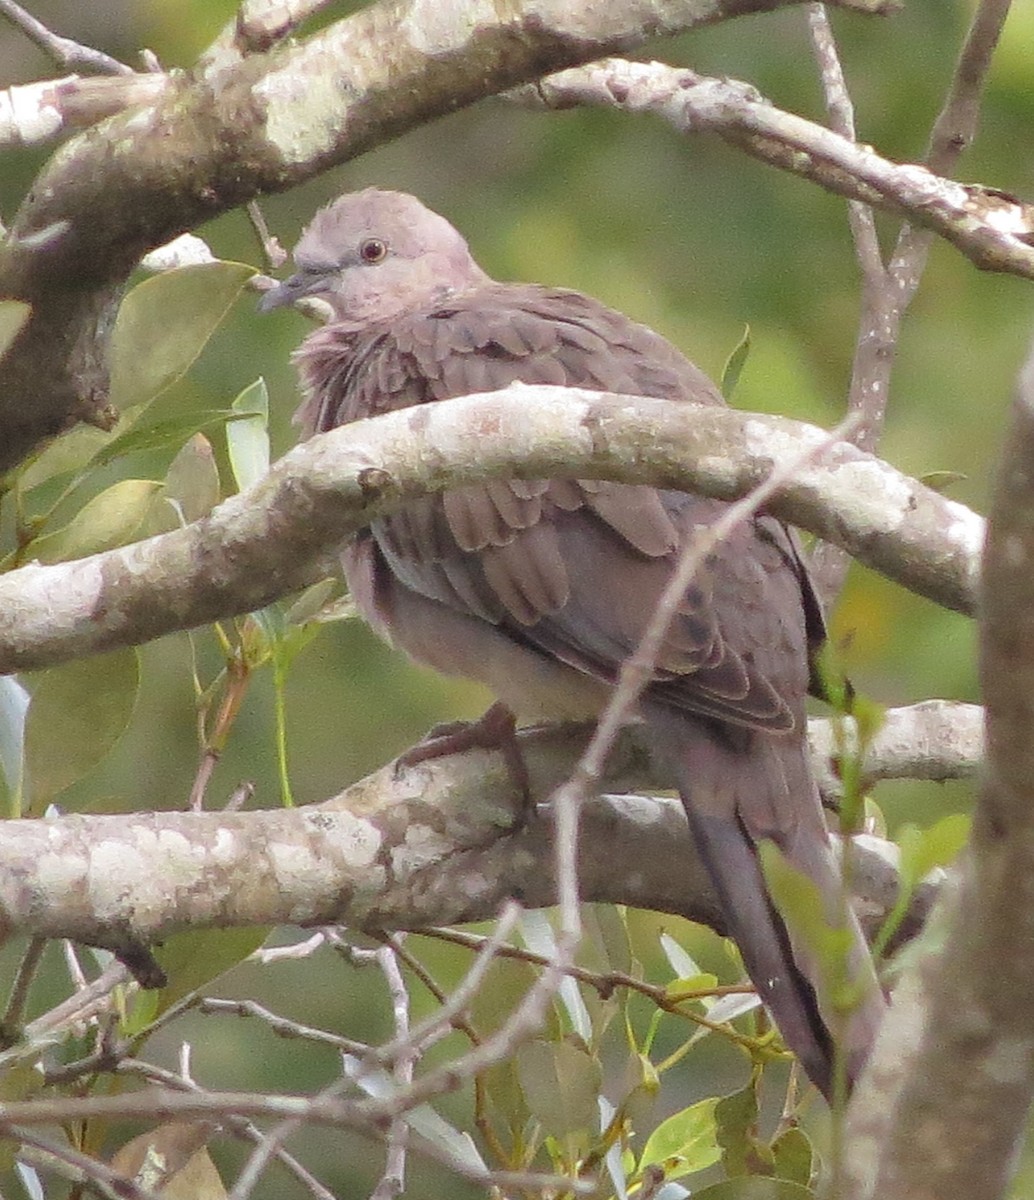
[{"x1": 295, "y1": 283, "x2": 813, "y2": 733}]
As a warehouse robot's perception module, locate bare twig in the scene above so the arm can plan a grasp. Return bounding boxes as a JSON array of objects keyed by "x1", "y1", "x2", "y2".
[
  {"x1": 0, "y1": 73, "x2": 168, "y2": 149},
  {"x1": 807, "y1": 0, "x2": 1012, "y2": 602},
  {"x1": 372, "y1": 904, "x2": 522, "y2": 1067},
  {"x1": 197, "y1": 997, "x2": 368, "y2": 1055},
  {"x1": 246, "y1": 200, "x2": 287, "y2": 271},
  {"x1": 0, "y1": 0, "x2": 132, "y2": 74},
  {"x1": 1, "y1": 937, "x2": 45, "y2": 1036},
  {"x1": 14, "y1": 1125, "x2": 159, "y2": 1200},
  {"x1": 369, "y1": 943, "x2": 412, "y2": 1200},
  {"x1": 522, "y1": 60, "x2": 1034, "y2": 277}
]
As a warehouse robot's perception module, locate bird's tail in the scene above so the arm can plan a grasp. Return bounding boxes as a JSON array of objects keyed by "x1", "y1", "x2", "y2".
[{"x1": 648, "y1": 709, "x2": 885, "y2": 1099}]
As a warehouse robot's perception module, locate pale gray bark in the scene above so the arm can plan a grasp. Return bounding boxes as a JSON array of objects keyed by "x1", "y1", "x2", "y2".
[{"x1": 0, "y1": 388, "x2": 983, "y2": 673}]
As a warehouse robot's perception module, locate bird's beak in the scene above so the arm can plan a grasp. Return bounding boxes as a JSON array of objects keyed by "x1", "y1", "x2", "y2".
[{"x1": 257, "y1": 270, "x2": 328, "y2": 313}]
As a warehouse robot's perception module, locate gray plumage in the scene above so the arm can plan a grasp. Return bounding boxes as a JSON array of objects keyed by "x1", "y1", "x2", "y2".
[{"x1": 261, "y1": 188, "x2": 885, "y2": 1097}]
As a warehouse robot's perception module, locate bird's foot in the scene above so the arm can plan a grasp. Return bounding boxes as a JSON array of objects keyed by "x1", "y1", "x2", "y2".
[{"x1": 395, "y1": 702, "x2": 533, "y2": 814}]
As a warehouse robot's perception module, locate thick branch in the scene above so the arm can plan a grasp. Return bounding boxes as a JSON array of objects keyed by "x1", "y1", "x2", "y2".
[
  {"x1": 841, "y1": 346, "x2": 1034, "y2": 1200},
  {"x1": 0, "y1": 389, "x2": 983, "y2": 673},
  {"x1": 522, "y1": 59, "x2": 1034, "y2": 277},
  {"x1": 0, "y1": 0, "x2": 889, "y2": 472},
  {"x1": 0, "y1": 707, "x2": 961, "y2": 959},
  {"x1": 0, "y1": 74, "x2": 167, "y2": 148}
]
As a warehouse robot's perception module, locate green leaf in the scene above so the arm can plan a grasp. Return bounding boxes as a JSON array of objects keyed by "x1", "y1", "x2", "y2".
[
  {"x1": 638, "y1": 1096, "x2": 721, "y2": 1181},
  {"x1": 919, "y1": 470, "x2": 967, "y2": 494},
  {"x1": 520, "y1": 911, "x2": 591, "y2": 1039},
  {"x1": 226, "y1": 378, "x2": 270, "y2": 492},
  {"x1": 898, "y1": 813, "x2": 970, "y2": 884},
  {"x1": 716, "y1": 1086, "x2": 763, "y2": 1177},
  {"x1": 721, "y1": 325, "x2": 751, "y2": 401},
  {"x1": 516, "y1": 1038, "x2": 601, "y2": 1139},
  {"x1": 30, "y1": 479, "x2": 162, "y2": 563},
  {"x1": 0, "y1": 299, "x2": 30, "y2": 361},
  {"x1": 283, "y1": 579, "x2": 342, "y2": 627},
  {"x1": 24, "y1": 647, "x2": 140, "y2": 810},
  {"x1": 771, "y1": 1126, "x2": 813, "y2": 1187},
  {"x1": 87, "y1": 410, "x2": 242, "y2": 473},
  {"x1": 872, "y1": 814, "x2": 970, "y2": 960},
  {"x1": 0, "y1": 675, "x2": 29, "y2": 816},
  {"x1": 109, "y1": 261, "x2": 255, "y2": 408},
  {"x1": 164, "y1": 433, "x2": 221, "y2": 525},
  {"x1": 124, "y1": 926, "x2": 271, "y2": 1032},
  {"x1": 692, "y1": 1179, "x2": 815, "y2": 1199}
]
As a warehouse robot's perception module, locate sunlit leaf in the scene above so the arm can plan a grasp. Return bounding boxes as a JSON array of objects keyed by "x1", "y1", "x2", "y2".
[
  {"x1": 341, "y1": 1054, "x2": 488, "y2": 1171},
  {"x1": 639, "y1": 1097, "x2": 721, "y2": 1181},
  {"x1": 283, "y1": 578, "x2": 342, "y2": 627},
  {"x1": 226, "y1": 378, "x2": 270, "y2": 492},
  {"x1": 898, "y1": 813, "x2": 970, "y2": 885},
  {"x1": 516, "y1": 1038, "x2": 601, "y2": 1139},
  {"x1": 919, "y1": 469, "x2": 967, "y2": 494},
  {"x1": 660, "y1": 931, "x2": 703, "y2": 981},
  {"x1": 109, "y1": 262, "x2": 255, "y2": 408},
  {"x1": 164, "y1": 433, "x2": 221, "y2": 524},
  {"x1": 600, "y1": 1096, "x2": 629, "y2": 1200},
  {"x1": 706, "y1": 989, "x2": 761, "y2": 1025},
  {"x1": 0, "y1": 674, "x2": 29, "y2": 816},
  {"x1": 24, "y1": 647, "x2": 139, "y2": 810},
  {"x1": 30, "y1": 479, "x2": 161, "y2": 563},
  {"x1": 0, "y1": 299, "x2": 30, "y2": 361},
  {"x1": 872, "y1": 814, "x2": 970, "y2": 959}
]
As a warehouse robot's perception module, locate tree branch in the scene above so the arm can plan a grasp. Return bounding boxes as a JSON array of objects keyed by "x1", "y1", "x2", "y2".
[
  {"x1": 519, "y1": 57, "x2": 1034, "y2": 278},
  {"x1": 0, "y1": 0, "x2": 890, "y2": 473},
  {"x1": 0, "y1": 387, "x2": 983, "y2": 674},
  {"x1": 840, "y1": 342, "x2": 1034, "y2": 1200},
  {"x1": 0, "y1": 705, "x2": 964, "y2": 969}
]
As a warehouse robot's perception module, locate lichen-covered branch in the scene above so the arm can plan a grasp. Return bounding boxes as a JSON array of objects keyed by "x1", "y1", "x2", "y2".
[
  {"x1": 0, "y1": 388, "x2": 983, "y2": 673},
  {"x1": 0, "y1": 706, "x2": 963, "y2": 961},
  {"x1": 0, "y1": 0, "x2": 890, "y2": 472},
  {"x1": 522, "y1": 58, "x2": 1034, "y2": 280}
]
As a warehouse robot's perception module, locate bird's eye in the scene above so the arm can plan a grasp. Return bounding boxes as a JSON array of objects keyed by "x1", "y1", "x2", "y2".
[{"x1": 359, "y1": 238, "x2": 387, "y2": 264}]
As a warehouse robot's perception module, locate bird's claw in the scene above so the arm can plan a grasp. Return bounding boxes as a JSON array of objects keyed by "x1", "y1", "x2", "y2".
[{"x1": 394, "y1": 702, "x2": 534, "y2": 817}]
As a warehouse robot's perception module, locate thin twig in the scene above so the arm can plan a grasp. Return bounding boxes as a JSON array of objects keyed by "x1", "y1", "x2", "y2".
[
  {"x1": 13, "y1": 1125, "x2": 160, "y2": 1200},
  {"x1": 806, "y1": 0, "x2": 1011, "y2": 602},
  {"x1": 371, "y1": 903, "x2": 522, "y2": 1067},
  {"x1": 369, "y1": 943, "x2": 412, "y2": 1200},
  {"x1": 0, "y1": 0, "x2": 132, "y2": 74},
  {"x1": 116, "y1": 1059, "x2": 337, "y2": 1200},
  {"x1": 2, "y1": 937, "x2": 46, "y2": 1035},
  {"x1": 197, "y1": 997, "x2": 368, "y2": 1055},
  {"x1": 246, "y1": 201, "x2": 287, "y2": 270}
]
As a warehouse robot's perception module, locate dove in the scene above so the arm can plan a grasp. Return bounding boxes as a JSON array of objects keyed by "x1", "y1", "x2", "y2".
[{"x1": 260, "y1": 188, "x2": 885, "y2": 1097}]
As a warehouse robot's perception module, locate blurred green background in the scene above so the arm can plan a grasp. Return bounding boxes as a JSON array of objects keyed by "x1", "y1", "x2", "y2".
[{"x1": 1, "y1": 0, "x2": 1031, "y2": 1195}]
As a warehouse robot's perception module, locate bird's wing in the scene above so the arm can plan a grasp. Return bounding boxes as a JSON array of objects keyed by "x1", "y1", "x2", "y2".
[{"x1": 299, "y1": 285, "x2": 811, "y2": 734}]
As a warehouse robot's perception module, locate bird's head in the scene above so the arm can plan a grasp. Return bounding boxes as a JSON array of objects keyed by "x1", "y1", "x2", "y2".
[{"x1": 258, "y1": 188, "x2": 488, "y2": 324}]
